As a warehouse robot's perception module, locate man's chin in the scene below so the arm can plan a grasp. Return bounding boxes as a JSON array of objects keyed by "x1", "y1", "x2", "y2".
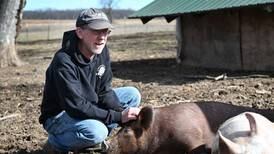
[{"x1": 92, "y1": 49, "x2": 103, "y2": 55}]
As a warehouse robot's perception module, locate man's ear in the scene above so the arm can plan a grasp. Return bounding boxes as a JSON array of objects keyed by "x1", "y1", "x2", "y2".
[
  {"x1": 138, "y1": 105, "x2": 154, "y2": 130},
  {"x1": 75, "y1": 27, "x2": 83, "y2": 39}
]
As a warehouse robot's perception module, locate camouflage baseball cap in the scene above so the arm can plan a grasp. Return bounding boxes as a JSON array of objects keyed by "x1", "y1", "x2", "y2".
[{"x1": 76, "y1": 8, "x2": 113, "y2": 30}]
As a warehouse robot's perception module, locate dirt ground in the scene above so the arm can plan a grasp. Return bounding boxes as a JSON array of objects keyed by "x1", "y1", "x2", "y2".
[{"x1": 0, "y1": 31, "x2": 274, "y2": 153}]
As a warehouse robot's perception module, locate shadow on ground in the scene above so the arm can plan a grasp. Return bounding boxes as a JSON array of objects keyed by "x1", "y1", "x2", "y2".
[{"x1": 112, "y1": 58, "x2": 274, "y2": 85}]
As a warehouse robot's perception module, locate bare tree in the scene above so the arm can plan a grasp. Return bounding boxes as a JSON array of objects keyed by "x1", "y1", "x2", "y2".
[
  {"x1": 0, "y1": 0, "x2": 26, "y2": 67},
  {"x1": 100, "y1": 0, "x2": 119, "y2": 22}
]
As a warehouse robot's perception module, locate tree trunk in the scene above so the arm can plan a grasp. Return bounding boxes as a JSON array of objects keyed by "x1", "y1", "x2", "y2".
[
  {"x1": 100, "y1": 0, "x2": 118, "y2": 23},
  {"x1": 0, "y1": 0, "x2": 25, "y2": 67}
]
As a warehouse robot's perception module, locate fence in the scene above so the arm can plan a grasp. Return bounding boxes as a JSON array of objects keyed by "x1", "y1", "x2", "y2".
[{"x1": 17, "y1": 18, "x2": 176, "y2": 42}]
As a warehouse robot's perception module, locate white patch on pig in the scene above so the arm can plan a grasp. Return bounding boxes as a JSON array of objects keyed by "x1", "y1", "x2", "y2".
[{"x1": 212, "y1": 112, "x2": 274, "y2": 154}]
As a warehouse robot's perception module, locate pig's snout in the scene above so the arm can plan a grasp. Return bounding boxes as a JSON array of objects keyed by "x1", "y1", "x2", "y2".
[{"x1": 107, "y1": 105, "x2": 154, "y2": 154}]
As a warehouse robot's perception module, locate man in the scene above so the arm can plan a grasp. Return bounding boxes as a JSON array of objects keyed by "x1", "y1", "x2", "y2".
[{"x1": 39, "y1": 8, "x2": 141, "y2": 153}]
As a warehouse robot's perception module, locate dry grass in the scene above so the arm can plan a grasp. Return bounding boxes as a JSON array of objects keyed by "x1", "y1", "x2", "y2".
[{"x1": 17, "y1": 19, "x2": 175, "y2": 42}]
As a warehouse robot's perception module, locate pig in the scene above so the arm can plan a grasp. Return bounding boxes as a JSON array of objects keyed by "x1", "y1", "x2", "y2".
[
  {"x1": 211, "y1": 112, "x2": 274, "y2": 154},
  {"x1": 106, "y1": 101, "x2": 274, "y2": 154}
]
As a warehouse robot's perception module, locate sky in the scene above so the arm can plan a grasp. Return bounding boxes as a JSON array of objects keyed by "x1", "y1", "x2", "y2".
[{"x1": 25, "y1": 0, "x2": 154, "y2": 11}]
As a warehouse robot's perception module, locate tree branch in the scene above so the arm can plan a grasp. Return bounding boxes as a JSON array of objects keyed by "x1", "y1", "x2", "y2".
[{"x1": 0, "y1": 113, "x2": 21, "y2": 121}]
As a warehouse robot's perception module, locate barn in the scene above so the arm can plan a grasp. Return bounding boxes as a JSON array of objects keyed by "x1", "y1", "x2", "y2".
[{"x1": 129, "y1": 0, "x2": 274, "y2": 71}]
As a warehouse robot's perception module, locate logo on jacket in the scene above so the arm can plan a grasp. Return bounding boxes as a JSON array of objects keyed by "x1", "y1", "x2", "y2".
[{"x1": 96, "y1": 65, "x2": 106, "y2": 78}]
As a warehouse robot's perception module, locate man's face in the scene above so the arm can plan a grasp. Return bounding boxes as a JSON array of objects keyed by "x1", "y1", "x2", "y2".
[{"x1": 76, "y1": 26, "x2": 111, "y2": 56}]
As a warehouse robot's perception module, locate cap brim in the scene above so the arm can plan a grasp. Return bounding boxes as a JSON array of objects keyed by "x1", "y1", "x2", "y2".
[{"x1": 87, "y1": 20, "x2": 113, "y2": 30}]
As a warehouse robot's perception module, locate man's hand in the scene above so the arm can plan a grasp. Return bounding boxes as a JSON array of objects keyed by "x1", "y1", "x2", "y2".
[{"x1": 121, "y1": 107, "x2": 141, "y2": 123}]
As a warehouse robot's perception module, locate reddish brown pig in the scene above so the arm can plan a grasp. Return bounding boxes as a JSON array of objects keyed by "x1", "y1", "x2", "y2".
[{"x1": 106, "y1": 101, "x2": 274, "y2": 154}]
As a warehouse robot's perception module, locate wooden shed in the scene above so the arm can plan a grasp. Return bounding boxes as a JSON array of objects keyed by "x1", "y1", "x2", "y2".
[{"x1": 129, "y1": 0, "x2": 274, "y2": 71}]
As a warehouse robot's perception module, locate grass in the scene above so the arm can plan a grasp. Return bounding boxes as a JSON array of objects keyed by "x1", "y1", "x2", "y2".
[{"x1": 17, "y1": 18, "x2": 175, "y2": 42}]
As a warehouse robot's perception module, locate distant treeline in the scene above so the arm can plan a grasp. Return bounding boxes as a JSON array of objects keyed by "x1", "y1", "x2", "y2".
[{"x1": 23, "y1": 9, "x2": 135, "y2": 20}]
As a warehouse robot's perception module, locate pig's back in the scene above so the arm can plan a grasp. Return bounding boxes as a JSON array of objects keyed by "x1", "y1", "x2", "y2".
[{"x1": 153, "y1": 103, "x2": 215, "y2": 151}]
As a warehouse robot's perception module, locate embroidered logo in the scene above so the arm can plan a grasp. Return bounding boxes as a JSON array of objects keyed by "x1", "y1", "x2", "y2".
[{"x1": 96, "y1": 65, "x2": 106, "y2": 78}]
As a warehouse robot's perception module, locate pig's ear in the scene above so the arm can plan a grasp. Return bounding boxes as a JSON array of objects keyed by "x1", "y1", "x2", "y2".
[
  {"x1": 138, "y1": 105, "x2": 154, "y2": 130},
  {"x1": 218, "y1": 131, "x2": 243, "y2": 153},
  {"x1": 245, "y1": 112, "x2": 257, "y2": 136}
]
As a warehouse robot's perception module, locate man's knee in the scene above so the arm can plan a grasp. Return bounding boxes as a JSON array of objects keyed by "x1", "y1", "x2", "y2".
[
  {"x1": 127, "y1": 86, "x2": 141, "y2": 107},
  {"x1": 47, "y1": 120, "x2": 108, "y2": 151},
  {"x1": 86, "y1": 127, "x2": 108, "y2": 143},
  {"x1": 77, "y1": 120, "x2": 108, "y2": 145}
]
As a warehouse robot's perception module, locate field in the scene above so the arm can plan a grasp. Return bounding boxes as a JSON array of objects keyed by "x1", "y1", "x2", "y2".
[
  {"x1": 0, "y1": 19, "x2": 274, "y2": 153},
  {"x1": 17, "y1": 19, "x2": 175, "y2": 42}
]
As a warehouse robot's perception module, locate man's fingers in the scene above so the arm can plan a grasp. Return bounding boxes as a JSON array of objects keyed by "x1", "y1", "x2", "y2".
[
  {"x1": 129, "y1": 107, "x2": 141, "y2": 115},
  {"x1": 121, "y1": 107, "x2": 141, "y2": 123}
]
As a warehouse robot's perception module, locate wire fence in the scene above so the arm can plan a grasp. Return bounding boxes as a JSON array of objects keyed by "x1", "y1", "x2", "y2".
[{"x1": 17, "y1": 18, "x2": 176, "y2": 42}]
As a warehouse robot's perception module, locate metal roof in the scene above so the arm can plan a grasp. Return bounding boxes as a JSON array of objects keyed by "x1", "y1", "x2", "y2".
[{"x1": 129, "y1": 0, "x2": 274, "y2": 23}]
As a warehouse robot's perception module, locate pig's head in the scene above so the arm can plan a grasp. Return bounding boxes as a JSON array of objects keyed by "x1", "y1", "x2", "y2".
[
  {"x1": 212, "y1": 112, "x2": 274, "y2": 154},
  {"x1": 107, "y1": 105, "x2": 154, "y2": 154}
]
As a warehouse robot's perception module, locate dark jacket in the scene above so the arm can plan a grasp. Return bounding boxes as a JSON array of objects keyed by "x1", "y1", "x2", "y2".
[{"x1": 39, "y1": 30, "x2": 123, "y2": 125}]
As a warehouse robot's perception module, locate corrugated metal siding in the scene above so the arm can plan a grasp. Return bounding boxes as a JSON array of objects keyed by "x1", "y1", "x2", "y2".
[{"x1": 129, "y1": 0, "x2": 274, "y2": 18}]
